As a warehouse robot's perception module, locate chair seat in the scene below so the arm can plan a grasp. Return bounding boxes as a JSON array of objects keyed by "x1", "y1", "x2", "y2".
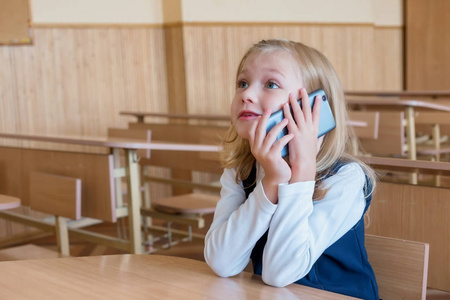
[
  {"x1": 0, "y1": 194, "x2": 20, "y2": 210},
  {"x1": 153, "y1": 193, "x2": 220, "y2": 215},
  {"x1": 0, "y1": 244, "x2": 64, "y2": 261}
]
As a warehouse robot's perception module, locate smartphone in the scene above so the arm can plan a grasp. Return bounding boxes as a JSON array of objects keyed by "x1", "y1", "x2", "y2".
[{"x1": 266, "y1": 89, "x2": 336, "y2": 157}]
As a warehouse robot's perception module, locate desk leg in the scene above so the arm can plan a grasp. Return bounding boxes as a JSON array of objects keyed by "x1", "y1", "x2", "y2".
[
  {"x1": 405, "y1": 107, "x2": 418, "y2": 184},
  {"x1": 124, "y1": 149, "x2": 143, "y2": 254}
]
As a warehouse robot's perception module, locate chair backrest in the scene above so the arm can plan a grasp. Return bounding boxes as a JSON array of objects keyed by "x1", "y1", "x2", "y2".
[
  {"x1": 29, "y1": 172, "x2": 82, "y2": 219},
  {"x1": 358, "y1": 111, "x2": 405, "y2": 156},
  {"x1": 365, "y1": 234, "x2": 429, "y2": 300},
  {"x1": 29, "y1": 172, "x2": 82, "y2": 256},
  {"x1": 348, "y1": 111, "x2": 380, "y2": 140}
]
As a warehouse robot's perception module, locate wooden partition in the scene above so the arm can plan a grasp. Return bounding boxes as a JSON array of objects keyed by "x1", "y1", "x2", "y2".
[{"x1": 364, "y1": 157, "x2": 450, "y2": 291}]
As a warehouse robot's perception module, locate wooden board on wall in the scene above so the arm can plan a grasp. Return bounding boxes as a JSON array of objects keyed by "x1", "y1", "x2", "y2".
[
  {"x1": 0, "y1": 0, "x2": 32, "y2": 45},
  {"x1": 182, "y1": 24, "x2": 404, "y2": 116},
  {"x1": 406, "y1": 0, "x2": 450, "y2": 90}
]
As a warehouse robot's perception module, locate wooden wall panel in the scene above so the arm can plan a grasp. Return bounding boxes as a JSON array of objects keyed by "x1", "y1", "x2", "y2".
[
  {"x1": 406, "y1": 0, "x2": 450, "y2": 90},
  {"x1": 374, "y1": 27, "x2": 403, "y2": 90},
  {"x1": 0, "y1": 27, "x2": 168, "y2": 148},
  {"x1": 0, "y1": 23, "x2": 402, "y2": 146},
  {"x1": 182, "y1": 24, "x2": 403, "y2": 116},
  {"x1": 164, "y1": 25, "x2": 188, "y2": 114}
]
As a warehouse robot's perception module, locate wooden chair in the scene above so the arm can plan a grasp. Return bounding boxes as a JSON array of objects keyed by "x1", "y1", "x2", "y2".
[
  {"x1": 29, "y1": 172, "x2": 82, "y2": 256},
  {"x1": 414, "y1": 112, "x2": 450, "y2": 161},
  {"x1": 0, "y1": 172, "x2": 81, "y2": 260},
  {"x1": 365, "y1": 234, "x2": 429, "y2": 300}
]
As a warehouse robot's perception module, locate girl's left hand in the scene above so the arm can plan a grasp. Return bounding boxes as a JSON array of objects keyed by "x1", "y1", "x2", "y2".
[{"x1": 284, "y1": 88, "x2": 321, "y2": 183}]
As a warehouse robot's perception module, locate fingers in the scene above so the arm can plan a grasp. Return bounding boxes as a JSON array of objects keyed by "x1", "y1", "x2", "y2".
[
  {"x1": 312, "y1": 94, "x2": 322, "y2": 127},
  {"x1": 249, "y1": 107, "x2": 291, "y2": 158},
  {"x1": 251, "y1": 108, "x2": 271, "y2": 147},
  {"x1": 284, "y1": 94, "x2": 297, "y2": 132},
  {"x1": 299, "y1": 88, "x2": 312, "y2": 120}
]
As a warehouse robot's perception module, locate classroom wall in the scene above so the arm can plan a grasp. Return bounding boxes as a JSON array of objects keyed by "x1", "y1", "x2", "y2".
[{"x1": 0, "y1": 0, "x2": 403, "y2": 141}]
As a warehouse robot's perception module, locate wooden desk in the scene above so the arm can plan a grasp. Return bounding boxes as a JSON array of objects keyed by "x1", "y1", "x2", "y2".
[
  {"x1": 120, "y1": 111, "x2": 230, "y2": 123},
  {"x1": 121, "y1": 111, "x2": 370, "y2": 129},
  {"x1": 346, "y1": 90, "x2": 450, "y2": 99},
  {"x1": 0, "y1": 194, "x2": 20, "y2": 210},
  {"x1": 0, "y1": 133, "x2": 221, "y2": 254},
  {"x1": 0, "y1": 255, "x2": 356, "y2": 299}
]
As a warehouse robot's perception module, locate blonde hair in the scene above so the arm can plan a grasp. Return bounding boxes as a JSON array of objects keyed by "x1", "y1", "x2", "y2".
[{"x1": 221, "y1": 39, "x2": 376, "y2": 200}]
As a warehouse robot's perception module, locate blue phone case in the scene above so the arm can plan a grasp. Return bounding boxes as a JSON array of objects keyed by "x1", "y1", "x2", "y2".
[{"x1": 266, "y1": 89, "x2": 336, "y2": 157}]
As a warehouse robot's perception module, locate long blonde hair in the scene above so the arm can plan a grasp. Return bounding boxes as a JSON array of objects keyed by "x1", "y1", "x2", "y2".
[{"x1": 221, "y1": 39, "x2": 376, "y2": 200}]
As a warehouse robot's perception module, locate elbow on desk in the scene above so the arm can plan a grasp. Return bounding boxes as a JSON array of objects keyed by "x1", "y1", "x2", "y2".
[
  {"x1": 204, "y1": 252, "x2": 243, "y2": 278},
  {"x1": 262, "y1": 272, "x2": 291, "y2": 288},
  {"x1": 205, "y1": 256, "x2": 242, "y2": 278}
]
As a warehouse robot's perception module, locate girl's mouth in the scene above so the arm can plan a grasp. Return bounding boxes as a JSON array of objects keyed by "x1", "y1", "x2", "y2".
[{"x1": 239, "y1": 110, "x2": 261, "y2": 120}]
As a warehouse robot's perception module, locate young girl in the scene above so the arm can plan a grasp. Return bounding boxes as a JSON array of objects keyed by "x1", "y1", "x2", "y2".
[{"x1": 204, "y1": 39, "x2": 379, "y2": 299}]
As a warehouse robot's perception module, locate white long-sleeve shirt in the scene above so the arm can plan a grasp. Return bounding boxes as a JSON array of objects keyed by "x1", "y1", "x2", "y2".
[{"x1": 204, "y1": 162, "x2": 367, "y2": 287}]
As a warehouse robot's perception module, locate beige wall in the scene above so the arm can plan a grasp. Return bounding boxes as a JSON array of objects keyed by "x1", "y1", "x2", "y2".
[
  {"x1": 30, "y1": 0, "x2": 402, "y2": 25},
  {"x1": 181, "y1": 0, "x2": 402, "y2": 25},
  {"x1": 30, "y1": 0, "x2": 164, "y2": 24}
]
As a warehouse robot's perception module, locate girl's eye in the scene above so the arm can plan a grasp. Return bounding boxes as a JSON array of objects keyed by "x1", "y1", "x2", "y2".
[
  {"x1": 266, "y1": 81, "x2": 280, "y2": 89},
  {"x1": 237, "y1": 81, "x2": 248, "y2": 88}
]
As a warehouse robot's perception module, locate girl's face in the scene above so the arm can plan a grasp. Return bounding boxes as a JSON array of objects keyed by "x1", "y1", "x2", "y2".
[{"x1": 231, "y1": 50, "x2": 304, "y2": 140}]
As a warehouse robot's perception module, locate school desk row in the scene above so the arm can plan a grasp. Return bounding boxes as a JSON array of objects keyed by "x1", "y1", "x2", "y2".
[{"x1": 0, "y1": 132, "x2": 220, "y2": 256}]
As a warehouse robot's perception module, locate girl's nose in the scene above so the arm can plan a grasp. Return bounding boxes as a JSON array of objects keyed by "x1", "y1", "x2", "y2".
[
  {"x1": 241, "y1": 97, "x2": 254, "y2": 103},
  {"x1": 241, "y1": 87, "x2": 257, "y2": 103}
]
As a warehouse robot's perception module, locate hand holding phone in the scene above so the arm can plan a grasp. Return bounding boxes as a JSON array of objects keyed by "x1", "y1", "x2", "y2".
[{"x1": 265, "y1": 89, "x2": 336, "y2": 157}]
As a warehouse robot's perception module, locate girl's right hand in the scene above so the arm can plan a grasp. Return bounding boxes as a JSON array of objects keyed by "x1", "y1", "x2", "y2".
[{"x1": 248, "y1": 108, "x2": 293, "y2": 203}]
